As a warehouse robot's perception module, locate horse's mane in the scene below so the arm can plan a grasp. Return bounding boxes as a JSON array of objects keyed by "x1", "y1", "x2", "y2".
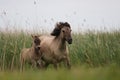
[{"x1": 51, "y1": 22, "x2": 71, "y2": 36}]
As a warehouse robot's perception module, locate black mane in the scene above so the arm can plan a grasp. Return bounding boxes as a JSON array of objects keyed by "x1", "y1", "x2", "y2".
[{"x1": 51, "y1": 22, "x2": 70, "y2": 36}]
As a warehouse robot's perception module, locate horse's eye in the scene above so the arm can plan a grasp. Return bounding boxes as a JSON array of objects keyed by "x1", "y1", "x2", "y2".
[
  {"x1": 34, "y1": 40, "x2": 37, "y2": 43},
  {"x1": 62, "y1": 30, "x2": 65, "y2": 33}
]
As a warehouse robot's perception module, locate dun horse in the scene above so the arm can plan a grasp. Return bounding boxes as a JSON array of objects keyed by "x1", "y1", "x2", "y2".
[
  {"x1": 20, "y1": 35, "x2": 42, "y2": 70},
  {"x1": 39, "y1": 22, "x2": 72, "y2": 69}
]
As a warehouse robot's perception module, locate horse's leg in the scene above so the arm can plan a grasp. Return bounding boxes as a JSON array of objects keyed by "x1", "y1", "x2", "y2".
[
  {"x1": 52, "y1": 59, "x2": 58, "y2": 70},
  {"x1": 20, "y1": 58, "x2": 24, "y2": 72},
  {"x1": 44, "y1": 62, "x2": 49, "y2": 69},
  {"x1": 66, "y1": 57, "x2": 71, "y2": 69},
  {"x1": 53, "y1": 63, "x2": 58, "y2": 70},
  {"x1": 31, "y1": 60, "x2": 37, "y2": 69},
  {"x1": 63, "y1": 56, "x2": 71, "y2": 69},
  {"x1": 36, "y1": 59, "x2": 44, "y2": 69}
]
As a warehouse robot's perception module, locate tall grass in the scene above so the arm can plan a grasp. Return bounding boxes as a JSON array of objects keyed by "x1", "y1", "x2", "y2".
[
  {"x1": 0, "y1": 30, "x2": 120, "y2": 71},
  {"x1": 69, "y1": 31, "x2": 120, "y2": 67},
  {"x1": 0, "y1": 32, "x2": 32, "y2": 70}
]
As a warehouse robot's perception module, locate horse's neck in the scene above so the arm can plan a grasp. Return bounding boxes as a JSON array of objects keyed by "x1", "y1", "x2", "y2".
[
  {"x1": 30, "y1": 46, "x2": 35, "y2": 52},
  {"x1": 54, "y1": 36, "x2": 66, "y2": 50}
]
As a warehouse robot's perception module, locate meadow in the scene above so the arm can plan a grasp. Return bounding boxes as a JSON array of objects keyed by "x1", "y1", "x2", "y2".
[{"x1": 0, "y1": 30, "x2": 120, "y2": 80}]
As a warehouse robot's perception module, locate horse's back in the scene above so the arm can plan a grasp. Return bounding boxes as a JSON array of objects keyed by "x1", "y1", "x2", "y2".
[
  {"x1": 20, "y1": 48, "x2": 30, "y2": 61},
  {"x1": 39, "y1": 35, "x2": 54, "y2": 46}
]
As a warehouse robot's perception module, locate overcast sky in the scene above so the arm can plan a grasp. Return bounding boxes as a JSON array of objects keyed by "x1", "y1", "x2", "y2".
[{"x1": 0, "y1": 0, "x2": 120, "y2": 32}]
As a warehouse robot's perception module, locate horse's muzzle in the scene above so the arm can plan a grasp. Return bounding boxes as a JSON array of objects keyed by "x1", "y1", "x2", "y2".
[
  {"x1": 37, "y1": 47, "x2": 41, "y2": 50},
  {"x1": 67, "y1": 38, "x2": 72, "y2": 44},
  {"x1": 36, "y1": 46, "x2": 41, "y2": 51}
]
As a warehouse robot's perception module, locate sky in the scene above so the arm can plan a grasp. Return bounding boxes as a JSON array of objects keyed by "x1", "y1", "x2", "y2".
[{"x1": 0, "y1": 0, "x2": 120, "y2": 32}]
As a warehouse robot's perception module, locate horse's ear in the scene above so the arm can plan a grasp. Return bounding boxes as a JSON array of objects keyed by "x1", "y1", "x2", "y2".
[
  {"x1": 31, "y1": 35, "x2": 41, "y2": 44},
  {"x1": 31, "y1": 35, "x2": 38, "y2": 39},
  {"x1": 31, "y1": 34, "x2": 34, "y2": 39},
  {"x1": 64, "y1": 22, "x2": 70, "y2": 27}
]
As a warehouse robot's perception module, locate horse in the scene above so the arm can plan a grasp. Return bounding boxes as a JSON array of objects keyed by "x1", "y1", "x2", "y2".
[
  {"x1": 20, "y1": 35, "x2": 42, "y2": 70},
  {"x1": 39, "y1": 22, "x2": 72, "y2": 69}
]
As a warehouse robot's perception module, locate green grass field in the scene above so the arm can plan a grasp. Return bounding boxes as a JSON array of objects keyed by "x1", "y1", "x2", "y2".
[
  {"x1": 0, "y1": 30, "x2": 120, "y2": 80},
  {"x1": 0, "y1": 65, "x2": 120, "y2": 80}
]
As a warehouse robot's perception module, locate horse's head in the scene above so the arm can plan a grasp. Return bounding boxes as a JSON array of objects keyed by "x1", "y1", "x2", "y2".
[
  {"x1": 31, "y1": 35, "x2": 41, "y2": 51},
  {"x1": 51, "y1": 22, "x2": 72, "y2": 44}
]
